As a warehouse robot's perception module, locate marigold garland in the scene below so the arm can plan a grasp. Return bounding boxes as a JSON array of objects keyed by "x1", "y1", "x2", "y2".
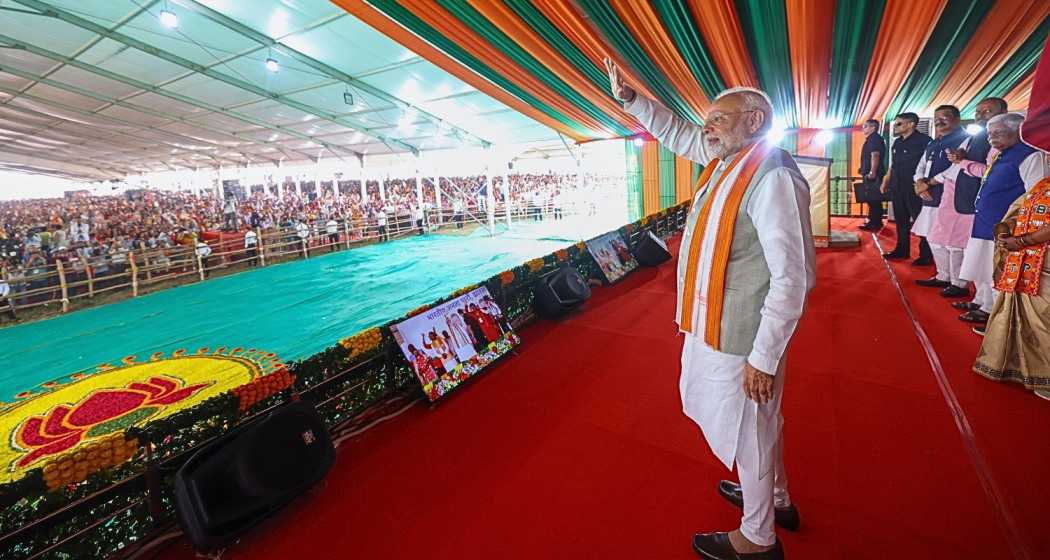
[
  {"x1": 526, "y1": 258, "x2": 544, "y2": 273},
  {"x1": 338, "y1": 327, "x2": 384, "y2": 359},
  {"x1": 231, "y1": 368, "x2": 295, "y2": 413},
  {"x1": 574, "y1": 241, "x2": 587, "y2": 252},
  {"x1": 499, "y1": 270, "x2": 515, "y2": 286},
  {"x1": 554, "y1": 249, "x2": 569, "y2": 262},
  {"x1": 451, "y1": 284, "x2": 478, "y2": 297},
  {"x1": 41, "y1": 433, "x2": 139, "y2": 492}
]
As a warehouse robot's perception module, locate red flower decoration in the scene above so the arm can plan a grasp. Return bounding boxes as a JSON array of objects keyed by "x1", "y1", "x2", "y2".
[{"x1": 14, "y1": 375, "x2": 211, "y2": 468}]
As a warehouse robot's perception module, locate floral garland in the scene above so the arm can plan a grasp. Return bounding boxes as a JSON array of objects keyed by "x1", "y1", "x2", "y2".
[
  {"x1": 554, "y1": 249, "x2": 569, "y2": 262},
  {"x1": 526, "y1": 258, "x2": 544, "y2": 273},
  {"x1": 338, "y1": 327, "x2": 384, "y2": 359},
  {"x1": 450, "y1": 284, "x2": 478, "y2": 297},
  {"x1": 40, "y1": 433, "x2": 139, "y2": 492},
  {"x1": 499, "y1": 269, "x2": 516, "y2": 286},
  {"x1": 231, "y1": 368, "x2": 296, "y2": 414}
]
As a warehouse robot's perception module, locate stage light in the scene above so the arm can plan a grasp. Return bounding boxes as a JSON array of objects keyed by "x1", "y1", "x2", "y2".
[
  {"x1": 966, "y1": 123, "x2": 983, "y2": 135},
  {"x1": 159, "y1": 9, "x2": 178, "y2": 29},
  {"x1": 633, "y1": 137, "x2": 644, "y2": 147},
  {"x1": 265, "y1": 58, "x2": 279, "y2": 73},
  {"x1": 816, "y1": 129, "x2": 834, "y2": 146},
  {"x1": 766, "y1": 118, "x2": 787, "y2": 144}
]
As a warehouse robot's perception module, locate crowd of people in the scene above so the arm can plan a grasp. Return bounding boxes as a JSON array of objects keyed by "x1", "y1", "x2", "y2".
[
  {"x1": 856, "y1": 96, "x2": 1050, "y2": 400},
  {"x1": 0, "y1": 172, "x2": 616, "y2": 314}
]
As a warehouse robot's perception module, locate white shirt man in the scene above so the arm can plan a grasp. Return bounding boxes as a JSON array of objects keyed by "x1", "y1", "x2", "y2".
[{"x1": 609, "y1": 59, "x2": 814, "y2": 558}]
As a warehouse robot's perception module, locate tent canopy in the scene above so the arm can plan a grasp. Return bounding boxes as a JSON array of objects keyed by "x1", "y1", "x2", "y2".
[
  {"x1": 0, "y1": 0, "x2": 564, "y2": 181},
  {"x1": 338, "y1": 0, "x2": 1047, "y2": 140}
]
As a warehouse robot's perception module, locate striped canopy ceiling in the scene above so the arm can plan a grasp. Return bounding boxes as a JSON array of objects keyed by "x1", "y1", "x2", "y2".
[{"x1": 335, "y1": 0, "x2": 1050, "y2": 142}]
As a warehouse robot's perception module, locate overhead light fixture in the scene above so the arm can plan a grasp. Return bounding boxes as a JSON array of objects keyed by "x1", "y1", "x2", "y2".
[
  {"x1": 816, "y1": 128, "x2": 834, "y2": 146},
  {"x1": 633, "y1": 137, "x2": 644, "y2": 147},
  {"x1": 265, "y1": 57, "x2": 280, "y2": 73},
  {"x1": 159, "y1": 9, "x2": 179, "y2": 29},
  {"x1": 966, "y1": 123, "x2": 983, "y2": 135},
  {"x1": 343, "y1": 91, "x2": 354, "y2": 106}
]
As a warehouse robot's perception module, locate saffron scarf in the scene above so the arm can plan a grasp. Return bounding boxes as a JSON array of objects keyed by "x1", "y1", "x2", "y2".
[
  {"x1": 997, "y1": 177, "x2": 1050, "y2": 294},
  {"x1": 678, "y1": 141, "x2": 773, "y2": 349}
]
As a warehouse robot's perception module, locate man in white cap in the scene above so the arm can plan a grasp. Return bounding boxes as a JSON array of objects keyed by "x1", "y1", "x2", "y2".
[{"x1": 607, "y1": 59, "x2": 815, "y2": 560}]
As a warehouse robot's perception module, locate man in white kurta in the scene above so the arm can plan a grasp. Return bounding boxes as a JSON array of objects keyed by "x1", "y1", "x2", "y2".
[{"x1": 607, "y1": 61, "x2": 815, "y2": 559}]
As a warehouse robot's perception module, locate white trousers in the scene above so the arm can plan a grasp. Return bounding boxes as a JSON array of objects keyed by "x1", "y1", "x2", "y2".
[
  {"x1": 929, "y1": 243, "x2": 968, "y2": 287},
  {"x1": 738, "y1": 424, "x2": 791, "y2": 546},
  {"x1": 973, "y1": 281, "x2": 997, "y2": 313}
]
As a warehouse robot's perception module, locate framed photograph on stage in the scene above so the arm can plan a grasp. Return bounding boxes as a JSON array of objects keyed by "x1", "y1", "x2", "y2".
[
  {"x1": 390, "y1": 286, "x2": 519, "y2": 402},
  {"x1": 586, "y1": 231, "x2": 638, "y2": 284}
]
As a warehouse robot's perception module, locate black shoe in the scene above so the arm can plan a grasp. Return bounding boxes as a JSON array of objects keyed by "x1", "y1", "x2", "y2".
[
  {"x1": 692, "y1": 532, "x2": 784, "y2": 560},
  {"x1": 973, "y1": 325, "x2": 986, "y2": 336},
  {"x1": 717, "y1": 480, "x2": 800, "y2": 532},
  {"x1": 911, "y1": 257, "x2": 933, "y2": 266},
  {"x1": 959, "y1": 309, "x2": 990, "y2": 324},
  {"x1": 882, "y1": 252, "x2": 908, "y2": 260},
  {"x1": 952, "y1": 301, "x2": 980, "y2": 311},
  {"x1": 915, "y1": 277, "x2": 950, "y2": 288},
  {"x1": 940, "y1": 285, "x2": 970, "y2": 298}
]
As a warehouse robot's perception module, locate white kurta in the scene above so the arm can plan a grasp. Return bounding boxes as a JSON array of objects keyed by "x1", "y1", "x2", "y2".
[{"x1": 625, "y1": 95, "x2": 816, "y2": 478}]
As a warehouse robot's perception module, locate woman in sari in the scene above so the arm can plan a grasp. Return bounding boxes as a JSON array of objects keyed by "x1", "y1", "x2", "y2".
[{"x1": 974, "y1": 177, "x2": 1050, "y2": 399}]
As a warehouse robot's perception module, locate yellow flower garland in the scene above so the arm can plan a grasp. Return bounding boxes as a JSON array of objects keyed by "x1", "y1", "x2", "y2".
[
  {"x1": 339, "y1": 327, "x2": 383, "y2": 359},
  {"x1": 41, "y1": 433, "x2": 139, "y2": 492}
]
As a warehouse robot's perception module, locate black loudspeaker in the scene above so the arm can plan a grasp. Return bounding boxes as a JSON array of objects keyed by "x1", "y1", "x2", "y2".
[
  {"x1": 533, "y1": 265, "x2": 591, "y2": 318},
  {"x1": 174, "y1": 400, "x2": 335, "y2": 551},
  {"x1": 632, "y1": 230, "x2": 672, "y2": 267}
]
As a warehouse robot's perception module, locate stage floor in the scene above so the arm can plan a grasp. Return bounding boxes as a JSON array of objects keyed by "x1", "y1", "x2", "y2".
[
  {"x1": 156, "y1": 218, "x2": 1050, "y2": 559},
  {"x1": 0, "y1": 218, "x2": 605, "y2": 402}
]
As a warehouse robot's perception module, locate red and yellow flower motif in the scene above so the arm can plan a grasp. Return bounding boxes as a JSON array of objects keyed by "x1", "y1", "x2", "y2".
[{"x1": 13, "y1": 375, "x2": 210, "y2": 469}]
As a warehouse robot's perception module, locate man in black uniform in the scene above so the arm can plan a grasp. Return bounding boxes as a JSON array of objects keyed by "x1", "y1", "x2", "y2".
[
  {"x1": 859, "y1": 119, "x2": 887, "y2": 231},
  {"x1": 881, "y1": 112, "x2": 932, "y2": 260}
]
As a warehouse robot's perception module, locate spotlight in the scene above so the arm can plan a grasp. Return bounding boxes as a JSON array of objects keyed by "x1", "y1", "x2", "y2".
[
  {"x1": 633, "y1": 137, "x2": 644, "y2": 147},
  {"x1": 816, "y1": 129, "x2": 834, "y2": 146},
  {"x1": 966, "y1": 123, "x2": 983, "y2": 135},
  {"x1": 265, "y1": 58, "x2": 279, "y2": 73},
  {"x1": 766, "y1": 128, "x2": 786, "y2": 144},
  {"x1": 159, "y1": 9, "x2": 178, "y2": 29}
]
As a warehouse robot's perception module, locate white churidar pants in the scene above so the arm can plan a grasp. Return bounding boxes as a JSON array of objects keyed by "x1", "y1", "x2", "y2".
[
  {"x1": 680, "y1": 337, "x2": 791, "y2": 546},
  {"x1": 960, "y1": 238, "x2": 996, "y2": 312},
  {"x1": 929, "y1": 242, "x2": 968, "y2": 287}
]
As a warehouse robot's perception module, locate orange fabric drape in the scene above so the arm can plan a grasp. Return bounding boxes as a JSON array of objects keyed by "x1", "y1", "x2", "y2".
[
  {"x1": 926, "y1": 0, "x2": 1050, "y2": 112},
  {"x1": 608, "y1": 0, "x2": 711, "y2": 118},
  {"x1": 687, "y1": 0, "x2": 760, "y2": 89},
  {"x1": 849, "y1": 128, "x2": 867, "y2": 215},
  {"x1": 642, "y1": 140, "x2": 661, "y2": 215},
  {"x1": 796, "y1": 129, "x2": 825, "y2": 157},
  {"x1": 387, "y1": 0, "x2": 618, "y2": 137},
  {"x1": 674, "y1": 155, "x2": 693, "y2": 203},
  {"x1": 1003, "y1": 71, "x2": 1035, "y2": 111},
  {"x1": 854, "y1": 0, "x2": 948, "y2": 122},
  {"x1": 332, "y1": 0, "x2": 587, "y2": 142},
  {"x1": 786, "y1": 0, "x2": 835, "y2": 128},
  {"x1": 465, "y1": 0, "x2": 644, "y2": 135},
  {"x1": 530, "y1": 1, "x2": 663, "y2": 107}
]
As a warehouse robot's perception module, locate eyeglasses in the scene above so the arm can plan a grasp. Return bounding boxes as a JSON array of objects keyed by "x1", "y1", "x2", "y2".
[{"x1": 706, "y1": 110, "x2": 757, "y2": 127}]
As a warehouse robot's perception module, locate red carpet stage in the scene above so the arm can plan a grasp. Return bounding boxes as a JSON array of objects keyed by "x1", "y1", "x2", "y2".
[{"x1": 158, "y1": 219, "x2": 1049, "y2": 560}]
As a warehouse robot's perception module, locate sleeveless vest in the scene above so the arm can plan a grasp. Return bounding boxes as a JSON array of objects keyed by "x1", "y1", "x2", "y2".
[
  {"x1": 954, "y1": 132, "x2": 991, "y2": 215},
  {"x1": 973, "y1": 142, "x2": 1038, "y2": 240},
  {"x1": 923, "y1": 128, "x2": 968, "y2": 207},
  {"x1": 680, "y1": 149, "x2": 800, "y2": 356}
]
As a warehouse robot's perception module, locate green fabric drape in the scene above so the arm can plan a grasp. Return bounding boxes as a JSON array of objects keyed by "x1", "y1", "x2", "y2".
[
  {"x1": 827, "y1": 0, "x2": 888, "y2": 126},
  {"x1": 503, "y1": 0, "x2": 610, "y2": 96},
  {"x1": 659, "y1": 145, "x2": 676, "y2": 209},
  {"x1": 960, "y1": 16, "x2": 1050, "y2": 117},
  {"x1": 652, "y1": 0, "x2": 727, "y2": 99},
  {"x1": 734, "y1": 0, "x2": 798, "y2": 127},
  {"x1": 576, "y1": 0, "x2": 703, "y2": 123},
  {"x1": 780, "y1": 132, "x2": 798, "y2": 155},
  {"x1": 364, "y1": 0, "x2": 592, "y2": 137},
  {"x1": 435, "y1": 0, "x2": 631, "y2": 136},
  {"x1": 884, "y1": 0, "x2": 993, "y2": 119},
  {"x1": 626, "y1": 141, "x2": 644, "y2": 221},
  {"x1": 829, "y1": 131, "x2": 850, "y2": 215},
  {"x1": 692, "y1": 162, "x2": 703, "y2": 186}
]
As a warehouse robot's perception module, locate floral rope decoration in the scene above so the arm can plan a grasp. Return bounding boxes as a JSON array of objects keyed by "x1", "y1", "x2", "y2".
[
  {"x1": 499, "y1": 269, "x2": 516, "y2": 286},
  {"x1": 40, "y1": 433, "x2": 139, "y2": 492},
  {"x1": 555, "y1": 249, "x2": 569, "y2": 262},
  {"x1": 338, "y1": 327, "x2": 384, "y2": 359},
  {"x1": 450, "y1": 284, "x2": 478, "y2": 298},
  {"x1": 231, "y1": 368, "x2": 295, "y2": 414},
  {"x1": 526, "y1": 258, "x2": 544, "y2": 273}
]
